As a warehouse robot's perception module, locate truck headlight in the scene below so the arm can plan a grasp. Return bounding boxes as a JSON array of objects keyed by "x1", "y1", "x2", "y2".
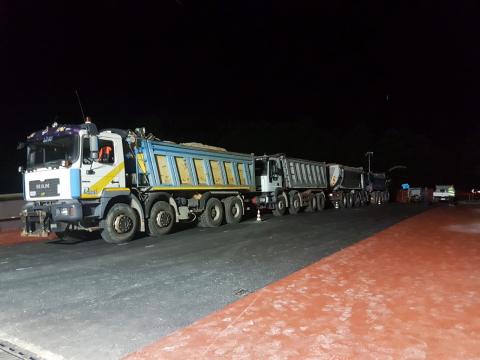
[{"x1": 60, "y1": 207, "x2": 70, "y2": 216}]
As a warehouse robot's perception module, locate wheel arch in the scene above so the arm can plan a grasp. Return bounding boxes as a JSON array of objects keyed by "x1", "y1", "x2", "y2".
[
  {"x1": 274, "y1": 188, "x2": 289, "y2": 207},
  {"x1": 95, "y1": 194, "x2": 145, "y2": 232},
  {"x1": 144, "y1": 192, "x2": 179, "y2": 222},
  {"x1": 97, "y1": 194, "x2": 131, "y2": 220}
]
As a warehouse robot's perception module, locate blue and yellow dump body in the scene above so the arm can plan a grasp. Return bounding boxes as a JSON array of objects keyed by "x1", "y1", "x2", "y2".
[{"x1": 135, "y1": 139, "x2": 255, "y2": 192}]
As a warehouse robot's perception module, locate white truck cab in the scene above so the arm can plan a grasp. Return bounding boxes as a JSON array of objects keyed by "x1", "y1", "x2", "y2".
[
  {"x1": 20, "y1": 122, "x2": 130, "y2": 237},
  {"x1": 254, "y1": 156, "x2": 283, "y2": 193}
]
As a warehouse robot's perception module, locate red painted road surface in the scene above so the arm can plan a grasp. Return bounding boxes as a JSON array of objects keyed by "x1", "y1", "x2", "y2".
[
  {"x1": 0, "y1": 230, "x2": 56, "y2": 246},
  {"x1": 125, "y1": 206, "x2": 480, "y2": 360}
]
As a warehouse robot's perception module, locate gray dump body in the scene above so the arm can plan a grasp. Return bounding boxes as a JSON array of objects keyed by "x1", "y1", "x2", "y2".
[
  {"x1": 366, "y1": 172, "x2": 387, "y2": 191},
  {"x1": 328, "y1": 164, "x2": 364, "y2": 190},
  {"x1": 281, "y1": 157, "x2": 328, "y2": 189}
]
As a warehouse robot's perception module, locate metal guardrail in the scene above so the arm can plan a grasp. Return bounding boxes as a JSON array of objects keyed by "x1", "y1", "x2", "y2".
[
  {"x1": 0, "y1": 216, "x2": 20, "y2": 222},
  {"x1": 0, "y1": 194, "x2": 23, "y2": 223},
  {"x1": 0, "y1": 193, "x2": 23, "y2": 201}
]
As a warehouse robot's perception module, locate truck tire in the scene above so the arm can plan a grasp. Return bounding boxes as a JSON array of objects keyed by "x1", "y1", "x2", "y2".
[
  {"x1": 362, "y1": 191, "x2": 368, "y2": 206},
  {"x1": 198, "y1": 197, "x2": 224, "y2": 227},
  {"x1": 272, "y1": 195, "x2": 287, "y2": 216},
  {"x1": 305, "y1": 195, "x2": 317, "y2": 212},
  {"x1": 346, "y1": 192, "x2": 354, "y2": 208},
  {"x1": 101, "y1": 203, "x2": 138, "y2": 244},
  {"x1": 148, "y1": 201, "x2": 175, "y2": 236},
  {"x1": 354, "y1": 191, "x2": 361, "y2": 207},
  {"x1": 339, "y1": 192, "x2": 347, "y2": 208},
  {"x1": 224, "y1": 196, "x2": 243, "y2": 224},
  {"x1": 316, "y1": 193, "x2": 326, "y2": 211},
  {"x1": 288, "y1": 192, "x2": 301, "y2": 215}
]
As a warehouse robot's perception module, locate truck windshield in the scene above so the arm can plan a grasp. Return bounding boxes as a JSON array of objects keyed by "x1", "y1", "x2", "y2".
[
  {"x1": 26, "y1": 135, "x2": 79, "y2": 168},
  {"x1": 255, "y1": 159, "x2": 267, "y2": 176}
]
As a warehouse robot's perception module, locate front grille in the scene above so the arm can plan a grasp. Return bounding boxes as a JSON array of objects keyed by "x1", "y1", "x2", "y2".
[{"x1": 29, "y1": 178, "x2": 60, "y2": 198}]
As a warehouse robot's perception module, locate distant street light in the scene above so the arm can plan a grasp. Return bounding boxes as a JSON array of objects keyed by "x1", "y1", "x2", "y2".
[{"x1": 365, "y1": 152, "x2": 374, "y2": 173}]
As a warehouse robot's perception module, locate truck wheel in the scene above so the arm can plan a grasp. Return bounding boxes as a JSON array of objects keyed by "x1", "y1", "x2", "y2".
[
  {"x1": 101, "y1": 203, "x2": 138, "y2": 244},
  {"x1": 288, "y1": 192, "x2": 301, "y2": 215},
  {"x1": 272, "y1": 195, "x2": 287, "y2": 216},
  {"x1": 148, "y1": 201, "x2": 175, "y2": 236},
  {"x1": 346, "y1": 193, "x2": 354, "y2": 208},
  {"x1": 354, "y1": 192, "x2": 361, "y2": 207},
  {"x1": 362, "y1": 191, "x2": 368, "y2": 206},
  {"x1": 316, "y1": 193, "x2": 326, "y2": 211},
  {"x1": 305, "y1": 195, "x2": 317, "y2": 212},
  {"x1": 198, "y1": 197, "x2": 224, "y2": 227},
  {"x1": 224, "y1": 197, "x2": 243, "y2": 224},
  {"x1": 339, "y1": 192, "x2": 347, "y2": 208}
]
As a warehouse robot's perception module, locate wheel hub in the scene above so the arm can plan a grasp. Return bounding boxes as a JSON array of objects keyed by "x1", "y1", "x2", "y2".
[
  {"x1": 156, "y1": 211, "x2": 172, "y2": 227},
  {"x1": 113, "y1": 214, "x2": 133, "y2": 234},
  {"x1": 211, "y1": 206, "x2": 220, "y2": 220},
  {"x1": 231, "y1": 204, "x2": 239, "y2": 216}
]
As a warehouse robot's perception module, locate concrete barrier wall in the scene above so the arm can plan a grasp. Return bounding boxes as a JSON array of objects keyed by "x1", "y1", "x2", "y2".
[{"x1": 0, "y1": 194, "x2": 24, "y2": 232}]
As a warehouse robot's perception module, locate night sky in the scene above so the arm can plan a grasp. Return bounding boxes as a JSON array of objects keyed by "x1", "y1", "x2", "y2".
[{"x1": 2, "y1": 1, "x2": 479, "y2": 193}]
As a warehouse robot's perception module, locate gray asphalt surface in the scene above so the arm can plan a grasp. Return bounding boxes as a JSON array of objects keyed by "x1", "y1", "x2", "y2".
[{"x1": 0, "y1": 204, "x2": 426, "y2": 360}]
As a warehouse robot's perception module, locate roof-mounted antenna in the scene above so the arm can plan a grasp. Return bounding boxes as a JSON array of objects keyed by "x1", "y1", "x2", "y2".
[{"x1": 75, "y1": 90, "x2": 86, "y2": 121}]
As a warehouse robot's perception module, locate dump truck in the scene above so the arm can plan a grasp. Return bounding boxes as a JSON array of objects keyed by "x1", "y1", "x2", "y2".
[
  {"x1": 19, "y1": 121, "x2": 255, "y2": 243},
  {"x1": 327, "y1": 164, "x2": 367, "y2": 208},
  {"x1": 365, "y1": 172, "x2": 390, "y2": 204},
  {"x1": 253, "y1": 154, "x2": 328, "y2": 215}
]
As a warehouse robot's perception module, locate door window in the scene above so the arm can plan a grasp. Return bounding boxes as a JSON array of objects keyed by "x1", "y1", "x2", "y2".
[{"x1": 83, "y1": 138, "x2": 115, "y2": 165}]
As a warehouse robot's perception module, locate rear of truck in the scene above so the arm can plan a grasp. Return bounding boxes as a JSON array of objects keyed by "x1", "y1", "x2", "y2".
[
  {"x1": 365, "y1": 172, "x2": 390, "y2": 205},
  {"x1": 327, "y1": 164, "x2": 367, "y2": 208}
]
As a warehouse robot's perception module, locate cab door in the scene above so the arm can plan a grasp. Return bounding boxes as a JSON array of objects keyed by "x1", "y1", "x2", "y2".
[
  {"x1": 267, "y1": 159, "x2": 283, "y2": 190},
  {"x1": 80, "y1": 133, "x2": 125, "y2": 199}
]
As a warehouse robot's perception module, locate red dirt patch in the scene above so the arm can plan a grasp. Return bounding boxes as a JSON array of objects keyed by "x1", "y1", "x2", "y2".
[{"x1": 0, "y1": 230, "x2": 55, "y2": 247}]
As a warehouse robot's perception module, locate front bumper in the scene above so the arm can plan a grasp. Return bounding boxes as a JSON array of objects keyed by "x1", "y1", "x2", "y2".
[{"x1": 21, "y1": 200, "x2": 83, "y2": 237}]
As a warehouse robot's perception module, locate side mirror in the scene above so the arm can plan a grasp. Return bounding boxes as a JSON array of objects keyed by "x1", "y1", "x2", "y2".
[{"x1": 89, "y1": 135, "x2": 99, "y2": 160}]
